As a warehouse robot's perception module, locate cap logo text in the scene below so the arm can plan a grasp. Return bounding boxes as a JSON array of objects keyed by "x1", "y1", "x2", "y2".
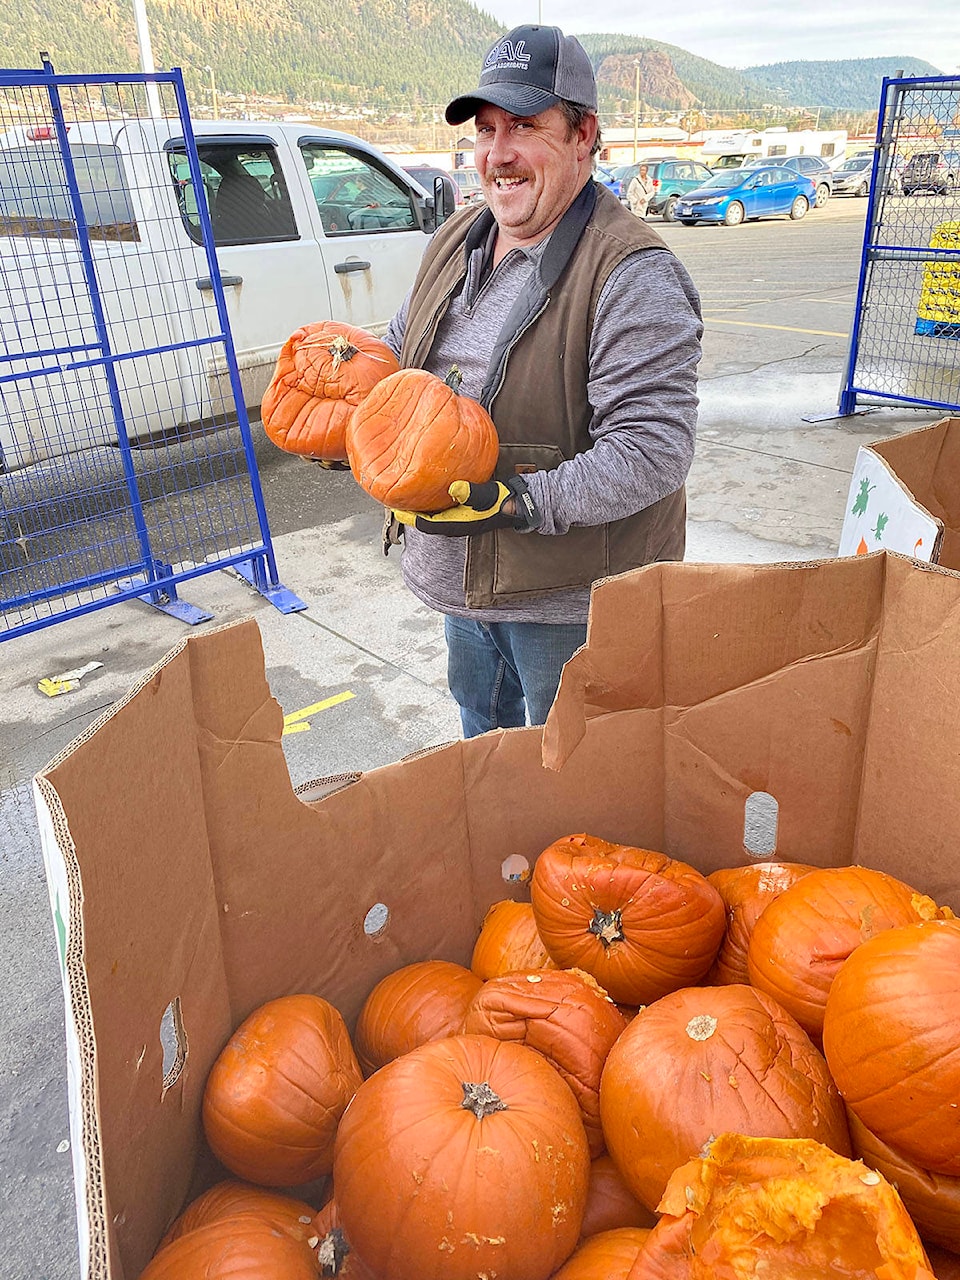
[{"x1": 484, "y1": 39, "x2": 532, "y2": 72}]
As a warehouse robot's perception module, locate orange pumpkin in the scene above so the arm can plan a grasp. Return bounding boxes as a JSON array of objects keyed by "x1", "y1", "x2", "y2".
[
  {"x1": 470, "y1": 899, "x2": 555, "y2": 980},
  {"x1": 580, "y1": 1156, "x2": 657, "y2": 1238},
  {"x1": 159, "y1": 1180, "x2": 317, "y2": 1250},
  {"x1": 600, "y1": 983, "x2": 851, "y2": 1211},
  {"x1": 928, "y1": 1246, "x2": 960, "y2": 1280},
  {"x1": 706, "y1": 860, "x2": 815, "y2": 985},
  {"x1": 353, "y1": 959, "x2": 482, "y2": 1076},
  {"x1": 551, "y1": 1227, "x2": 652, "y2": 1280},
  {"x1": 849, "y1": 1112, "x2": 960, "y2": 1254},
  {"x1": 345, "y1": 365, "x2": 499, "y2": 511},
  {"x1": 333, "y1": 1034, "x2": 591, "y2": 1280},
  {"x1": 629, "y1": 1133, "x2": 933, "y2": 1279},
  {"x1": 823, "y1": 919, "x2": 960, "y2": 1178},
  {"x1": 141, "y1": 1215, "x2": 321, "y2": 1280},
  {"x1": 461, "y1": 967, "x2": 627, "y2": 1157},
  {"x1": 261, "y1": 321, "x2": 399, "y2": 460},
  {"x1": 747, "y1": 865, "x2": 949, "y2": 1040},
  {"x1": 529, "y1": 833, "x2": 726, "y2": 1006},
  {"x1": 202, "y1": 994, "x2": 362, "y2": 1186},
  {"x1": 312, "y1": 1197, "x2": 379, "y2": 1279}
]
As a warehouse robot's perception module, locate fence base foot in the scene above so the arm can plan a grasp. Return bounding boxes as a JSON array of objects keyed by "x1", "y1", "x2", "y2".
[
  {"x1": 801, "y1": 407, "x2": 878, "y2": 423},
  {"x1": 233, "y1": 556, "x2": 307, "y2": 614},
  {"x1": 114, "y1": 576, "x2": 214, "y2": 625}
]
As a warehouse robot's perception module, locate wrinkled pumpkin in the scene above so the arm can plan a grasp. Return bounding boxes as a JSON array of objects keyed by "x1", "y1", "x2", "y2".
[
  {"x1": 580, "y1": 1156, "x2": 657, "y2": 1238},
  {"x1": 628, "y1": 1133, "x2": 933, "y2": 1279},
  {"x1": 706, "y1": 860, "x2": 816, "y2": 985},
  {"x1": 470, "y1": 899, "x2": 555, "y2": 980},
  {"x1": 823, "y1": 919, "x2": 960, "y2": 1178},
  {"x1": 159, "y1": 1180, "x2": 317, "y2": 1250},
  {"x1": 461, "y1": 967, "x2": 627, "y2": 1157},
  {"x1": 141, "y1": 1215, "x2": 321, "y2": 1280},
  {"x1": 345, "y1": 365, "x2": 499, "y2": 511},
  {"x1": 849, "y1": 1112, "x2": 960, "y2": 1254},
  {"x1": 333, "y1": 1033, "x2": 590, "y2": 1280},
  {"x1": 261, "y1": 321, "x2": 399, "y2": 460},
  {"x1": 202, "y1": 993, "x2": 362, "y2": 1186},
  {"x1": 551, "y1": 1227, "x2": 652, "y2": 1280},
  {"x1": 600, "y1": 982, "x2": 850, "y2": 1211},
  {"x1": 747, "y1": 864, "x2": 950, "y2": 1040},
  {"x1": 353, "y1": 959, "x2": 482, "y2": 1077},
  {"x1": 530, "y1": 833, "x2": 725, "y2": 1006}
]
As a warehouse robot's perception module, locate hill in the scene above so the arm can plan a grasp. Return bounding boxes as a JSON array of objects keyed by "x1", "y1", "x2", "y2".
[
  {"x1": 741, "y1": 57, "x2": 944, "y2": 109},
  {"x1": 2, "y1": 4, "x2": 945, "y2": 115}
]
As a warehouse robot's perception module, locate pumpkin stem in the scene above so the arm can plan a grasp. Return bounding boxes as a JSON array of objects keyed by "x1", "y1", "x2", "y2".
[
  {"x1": 328, "y1": 334, "x2": 358, "y2": 371},
  {"x1": 444, "y1": 365, "x2": 464, "y2": 394},
  {"x1": 461, "y1": 1080, "x2": 507, "y2": 1119},
  {"x1": 317, "y1": 1227, "x2": 351, "y2": 1276},
  {"x1": 686, "y1": 1014, "x2": 718, "y2": 1041},
  {"x1": 588, "y1": 907, "x2": 625, "y2": 948}
]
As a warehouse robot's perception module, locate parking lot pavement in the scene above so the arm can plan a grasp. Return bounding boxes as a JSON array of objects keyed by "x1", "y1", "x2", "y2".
[{"x1": 0, "y1": 193, "x2": 949, "y2": 1279}]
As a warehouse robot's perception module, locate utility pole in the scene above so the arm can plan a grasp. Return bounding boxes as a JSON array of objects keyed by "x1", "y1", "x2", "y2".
[
  {"x1": 633, "y1": 61, "x2": 640, "y2": 162},
  {"x1": 204, "y1": 64, "x2": 219, "y2": 120},
  {"x1": 131, "y1": 0, "x2": 162, "y2": 118}
]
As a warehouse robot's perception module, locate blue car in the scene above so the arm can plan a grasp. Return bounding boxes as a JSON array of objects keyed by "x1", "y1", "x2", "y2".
[{"x1": 672, "y1": 166, "x2": 817, "y2": 227}]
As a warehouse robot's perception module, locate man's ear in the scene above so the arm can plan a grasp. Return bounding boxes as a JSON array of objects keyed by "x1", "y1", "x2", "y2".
[{"x1": 577, "y1": 113, "x2": 599, "y2": 162}]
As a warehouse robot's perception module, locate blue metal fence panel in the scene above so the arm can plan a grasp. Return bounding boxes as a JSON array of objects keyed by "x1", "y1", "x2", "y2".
[
  {"x1": 0, "y1": 62, "x2": 304, "y2": 639},
  {"x1": 841, "y1": 74, "x2": 960, "y2": 415}
]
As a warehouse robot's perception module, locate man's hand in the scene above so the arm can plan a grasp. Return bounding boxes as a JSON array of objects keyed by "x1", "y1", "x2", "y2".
[{"x1": 393, "y1": 478, "x2": 538, "y2": 537}]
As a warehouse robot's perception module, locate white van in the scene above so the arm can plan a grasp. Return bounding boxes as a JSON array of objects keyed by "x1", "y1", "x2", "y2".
[{"x1": 0, "y1": 120, "x2": 436, "y2": 469}]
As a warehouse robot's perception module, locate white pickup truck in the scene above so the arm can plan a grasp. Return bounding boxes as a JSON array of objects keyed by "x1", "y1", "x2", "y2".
[{"x1": 0, "y1": 119, "x2": 438, "y2": 470}]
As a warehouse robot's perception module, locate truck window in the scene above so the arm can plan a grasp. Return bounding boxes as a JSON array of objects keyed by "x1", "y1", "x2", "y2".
[
  {"x1": 0, "y1": 143, "x2": 138, "y2": 240},
  {"x1": 167, "y1": 143, "x2": 297, "y2": 246},
  {"x1": 299, "y1": 143, "x2": 417, "y2": 236}
]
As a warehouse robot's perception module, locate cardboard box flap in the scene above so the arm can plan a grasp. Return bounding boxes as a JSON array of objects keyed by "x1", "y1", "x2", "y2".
[{"x1": 872, "y1": 417, "x2": 960, "y2": 568}]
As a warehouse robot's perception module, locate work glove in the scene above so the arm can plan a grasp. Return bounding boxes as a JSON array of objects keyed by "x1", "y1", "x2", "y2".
[
  {"x1": 306, "y1": 458, "x2": 351, "y2": 471},
  {"x1": 392, "y1": 477, "x2": 539, "y2": 537}
]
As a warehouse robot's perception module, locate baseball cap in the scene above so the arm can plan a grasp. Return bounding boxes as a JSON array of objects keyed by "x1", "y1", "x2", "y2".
[{"x1": 445, "y1": 25, "x2": 597, "y2": 125}]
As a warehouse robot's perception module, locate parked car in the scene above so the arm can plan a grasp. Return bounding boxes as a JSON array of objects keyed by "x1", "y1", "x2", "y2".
[
  {"x1": 595, "y1": 162, "x2": 619, "y2": 194},
  {"x1": 631, "y1": 159, "x2": 716, "y2": 221},
  {"x1": 402, "y1": 165, "x2": 460, "y2": 219},
  {"x1": 831, "y1": 156, "x2": 873, "y2": 197},
  {"x1": 608, "y1": 157, "x2": 677, "y2": 201},
  {"x1": 743, "y1": 154, "x2": 833, "y2": 206},
  {"x1": 450, "y1": 167, "x2": 484, "y2": 205},
  {"x1": 672, "y1": 166, "x2": 817, "y2": 227},
  {"x1": 902, "y1": 150, "x2": 960, "y2": 195}
]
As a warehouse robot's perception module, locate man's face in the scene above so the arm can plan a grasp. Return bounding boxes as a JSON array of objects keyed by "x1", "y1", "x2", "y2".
[{"x1": 473, "y1": 103, "x2": 596, "y2": 245}]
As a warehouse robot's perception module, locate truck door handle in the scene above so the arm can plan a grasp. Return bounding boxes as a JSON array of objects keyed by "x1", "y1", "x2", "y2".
[
  {"x1": 195, "y1": 274, "x2": 243, "y2": 291},
  {"x1": 334, "y1": 260, "x2": 371, "y2": 274}
]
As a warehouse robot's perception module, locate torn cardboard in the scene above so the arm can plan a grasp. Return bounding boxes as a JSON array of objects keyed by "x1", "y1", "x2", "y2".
[
  {"x1": 35, "y1": 552, "x2": 960, "y2": 1279},
  {"x1": 839, "y1": 416, "x2": 960, "y2": 566}
]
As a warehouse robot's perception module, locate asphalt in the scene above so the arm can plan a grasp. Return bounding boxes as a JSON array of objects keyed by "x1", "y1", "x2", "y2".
[{"x1": 0, "y1": 196, "x2": 950, "y2": 1278}]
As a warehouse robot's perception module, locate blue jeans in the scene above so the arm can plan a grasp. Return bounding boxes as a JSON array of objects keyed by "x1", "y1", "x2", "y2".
[{"x1": 444, "y1": 615, "x2": 588, "y2": 739}]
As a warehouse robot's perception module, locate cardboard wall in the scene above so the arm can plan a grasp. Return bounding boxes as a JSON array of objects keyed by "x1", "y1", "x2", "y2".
[
  {"x1": 37, "y1": 553, "x2": 960, "y2": 1279},
  {"x1": 872, "y1": 417, "x2": 960, "y2": 569}
]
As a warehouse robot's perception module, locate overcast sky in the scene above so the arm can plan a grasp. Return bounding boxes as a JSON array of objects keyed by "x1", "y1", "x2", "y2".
[{"x1": 473, "y1": 2, "x2": 958, "y2": 72}]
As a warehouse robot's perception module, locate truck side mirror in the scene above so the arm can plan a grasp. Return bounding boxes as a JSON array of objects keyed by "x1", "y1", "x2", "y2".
[{"x1": 433, "y1": 175, "x2": 450, "y2": 228}]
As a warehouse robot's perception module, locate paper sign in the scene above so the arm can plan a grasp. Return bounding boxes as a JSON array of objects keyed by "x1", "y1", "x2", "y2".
[{"x1": 838, "y1": 446, "x2": 942, "y2": 562}]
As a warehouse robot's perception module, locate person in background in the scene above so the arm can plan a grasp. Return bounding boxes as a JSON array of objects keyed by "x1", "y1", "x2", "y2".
[
  {"x1": 377, "y1": 25, "x2": 702, "y2": 738},
  {"x1": 626, "y1": 163, "x2": 653, "y2": 219}
]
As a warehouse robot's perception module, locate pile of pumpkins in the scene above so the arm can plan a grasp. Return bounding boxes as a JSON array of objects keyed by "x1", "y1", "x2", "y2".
[
  {"x1": 141, "y1": 833, "x2": 960, "y2": 1279},
  {"x1": 260, "y1": 320, "x2": 498, "y2": 511}
]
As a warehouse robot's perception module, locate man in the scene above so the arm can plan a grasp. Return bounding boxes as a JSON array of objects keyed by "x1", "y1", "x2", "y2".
[
  {"x1": 382, "y1": 25, "x2": 702, "y2": 738},
  {"x1": 626, "y1": 163, "x2": 653, "y2": 219}
]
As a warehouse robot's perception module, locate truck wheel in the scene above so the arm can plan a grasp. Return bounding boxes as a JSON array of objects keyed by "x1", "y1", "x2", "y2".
[
  {"x1": 723, "y1": 201, "x2": 744, "y2": 227},
  {"x1": 662, "y1": 195, "x2": 679, "y2": 222}
]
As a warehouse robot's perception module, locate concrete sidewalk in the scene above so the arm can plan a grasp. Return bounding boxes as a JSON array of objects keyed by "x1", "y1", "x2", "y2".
[{"x1": 0, "y1": 200, "x2": 948, "y2": 1277}]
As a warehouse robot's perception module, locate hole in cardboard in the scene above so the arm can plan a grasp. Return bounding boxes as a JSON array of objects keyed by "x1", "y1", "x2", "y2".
[
  {"x1": 744, "y1": 791, "x2": 779, "y2": 857},
  {"x1": 363, "y1": 903, "x2": 390, "y2": 937},
  {"x1": 501, "y1": 854, "x2": 531, "y2": 883},
  {"x1": 160, "y1": 997, "x2": 187, "y2": 1094}
]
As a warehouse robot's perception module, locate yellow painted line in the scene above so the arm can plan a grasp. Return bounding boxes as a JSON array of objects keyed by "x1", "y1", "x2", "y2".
[
  {"x1": 283, "y1": 691, "x2": 355, "y2": 734},
  {"x1": 704, "y1": 317, "x2": 847, "y2": 337}
]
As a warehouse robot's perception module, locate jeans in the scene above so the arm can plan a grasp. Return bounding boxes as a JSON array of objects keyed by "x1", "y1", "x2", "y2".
[{"x1": 444, "y1": 615, "x2": 589, "y2": 739}]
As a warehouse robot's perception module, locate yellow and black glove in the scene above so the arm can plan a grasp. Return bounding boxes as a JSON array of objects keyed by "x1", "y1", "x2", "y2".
[
  {"x1": 306, "y1": 458, "x2": 351, "y2": 471},
  {"x1": 393, "y1": 477, "x2": 539, "y2": 537}
]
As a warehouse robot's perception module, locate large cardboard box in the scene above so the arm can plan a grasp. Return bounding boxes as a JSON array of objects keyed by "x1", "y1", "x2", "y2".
[
  {"x1": 839, "y1": 416, "x2": 960, "y2": 567},
  {"x1": 36, "y1": 552, "x2": 960, "y2": 1279}
]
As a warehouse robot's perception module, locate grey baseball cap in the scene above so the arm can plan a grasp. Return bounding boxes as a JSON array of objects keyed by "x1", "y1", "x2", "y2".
[{"x1": 445, "y1": 25, "x2": 597, "y2": 125}]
